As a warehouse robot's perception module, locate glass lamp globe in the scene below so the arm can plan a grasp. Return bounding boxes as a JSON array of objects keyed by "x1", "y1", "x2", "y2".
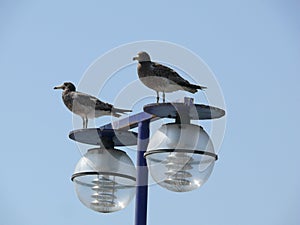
[
  {"x1": 72, "y1": 148, "x2": 136, "y2": 213},
  {"x1": 145, "y1": 123, "x2": 217, "y2": 192}
]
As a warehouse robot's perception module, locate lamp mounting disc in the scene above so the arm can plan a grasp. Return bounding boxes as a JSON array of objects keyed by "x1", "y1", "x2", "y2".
[
  {"x1": 144, "y1": 103, "x2": 225, "y2": 120},
  {"x1": 69, "y1": 128, "x2": 137, "y2": 146}
]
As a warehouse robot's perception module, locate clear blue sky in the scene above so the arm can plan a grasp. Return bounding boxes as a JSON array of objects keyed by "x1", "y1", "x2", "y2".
[{"x1": 0, "y1": 1, "x2": 299, "y2": 225}]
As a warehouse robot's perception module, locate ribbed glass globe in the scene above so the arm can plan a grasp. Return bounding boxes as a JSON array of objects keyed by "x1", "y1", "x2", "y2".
[
  {"x1": 72, "y1": 148, "x2": 136, "y2": 213},
  {"x1": 145, "y1": 123, "x2": 216, "y2": 192}
]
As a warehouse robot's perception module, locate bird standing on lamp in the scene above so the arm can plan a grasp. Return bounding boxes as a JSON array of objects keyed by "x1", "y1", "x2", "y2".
[
  {"x1": 54, "y1": 82, "x2": 131, "y2": 128},
  {"x1": 133, "y1": 51, "x2": 206, "y2": 103}
]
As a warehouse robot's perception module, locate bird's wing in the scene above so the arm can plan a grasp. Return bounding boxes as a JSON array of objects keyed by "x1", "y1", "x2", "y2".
[
  {"x1": 72, "y1": 92, "x2": 112, "y2": 112},
  {"x1": 95, "y1": 100, "x2": 113, "y2": 112},
  {"x1": 151, "y1": 62, "x2": 192, "y2": 86}
]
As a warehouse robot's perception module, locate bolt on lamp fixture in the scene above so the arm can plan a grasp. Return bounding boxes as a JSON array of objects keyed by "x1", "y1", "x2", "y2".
[
  {"x1": 69, "y1": 129, "x2": 138, "y2": 213},
  {"x1": 144, "y1": 98, "x2": 224, "y2": 192}
]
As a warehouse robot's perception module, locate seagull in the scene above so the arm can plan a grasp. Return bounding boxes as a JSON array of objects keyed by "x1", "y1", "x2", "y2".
[
  {"x1": 133, "y1": 51, "x2": 207, "y2": 103},
  {"x1": 54, "y1": 82, "x2": 132, "y2": 128}
]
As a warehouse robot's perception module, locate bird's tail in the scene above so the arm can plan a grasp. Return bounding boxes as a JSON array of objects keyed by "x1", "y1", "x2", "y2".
[
  {"x1": 111, "y1": 107, "x2": 132, "y2": 117},
  {"x1": 184, "y1": 84, "x2": 207, "y2": 93}
]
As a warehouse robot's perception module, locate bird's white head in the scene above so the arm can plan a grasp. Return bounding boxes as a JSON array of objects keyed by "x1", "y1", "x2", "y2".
[{"x1": 133, "y1": 51, "x2": 151, "y2": 62}]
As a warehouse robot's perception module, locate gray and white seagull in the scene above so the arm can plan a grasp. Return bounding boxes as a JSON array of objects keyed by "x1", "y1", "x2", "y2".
[
  {"x1": 54, "y1": 82, "x2": 132, "y2": 128},
  {"x1": 133, "y1": 51, "x2": 207, "y2": 103}
]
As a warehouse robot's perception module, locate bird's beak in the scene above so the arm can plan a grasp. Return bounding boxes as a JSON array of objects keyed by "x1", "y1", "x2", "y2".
[
  {"x1": 54, "y1": 84, "x2": 64, "y2": 90},
  {"x1": 133, "y1": 56, "x2": 138, "y2": 61}
]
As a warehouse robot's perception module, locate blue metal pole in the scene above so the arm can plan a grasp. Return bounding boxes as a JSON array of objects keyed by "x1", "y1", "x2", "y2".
[{"x1": 135, "y1": 119, "x2": 150, "y2": 225}]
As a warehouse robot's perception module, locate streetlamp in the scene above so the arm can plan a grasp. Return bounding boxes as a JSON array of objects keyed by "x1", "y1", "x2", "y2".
[
  {"x1": 69, "y1": 129, "x2": 138, "y2": 213},
  {"x1": 67, "y1": 97, "x2": 225, "y2": 225},
  {"x1": 144, "y1": 98, "x2": 223, "y2": 192},
  {"x1": 145, "y1": 123, "x2": 216, "y2": 192}
]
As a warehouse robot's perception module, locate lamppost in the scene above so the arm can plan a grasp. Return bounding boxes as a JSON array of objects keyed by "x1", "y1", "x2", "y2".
[{"x1": 68, "y1": 97, "x2": 225, "y2": 225}]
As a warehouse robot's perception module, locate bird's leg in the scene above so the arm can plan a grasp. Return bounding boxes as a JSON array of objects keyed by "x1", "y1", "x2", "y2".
[
  {"x1": 156, "y1": 91, "x2": 159, "y2": 103},
  {"x1": 162, "y1": 91, "x2": 165, "y2": 103},
  {"x1": 82, "y1": 117, "x2": 88, "y2": 129},
  {"x1": 82, "y1": 117, "x2": 86, "y2": 129},
  {"x1": 85, "y1": 117, "x2": 88, "y2": 128}
]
